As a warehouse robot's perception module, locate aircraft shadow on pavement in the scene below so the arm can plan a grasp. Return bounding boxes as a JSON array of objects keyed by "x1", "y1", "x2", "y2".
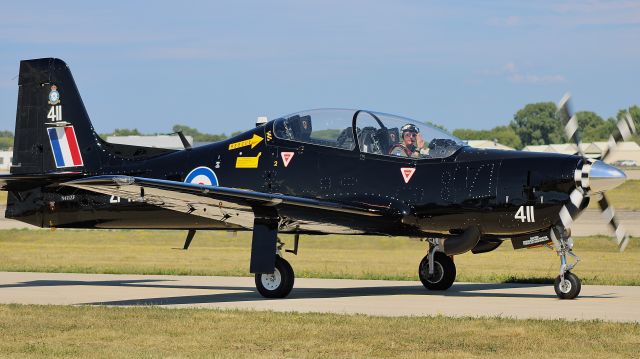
[
  {"x1": 0, "y1": 279, "x2": 250, "y2": 292},
  {"x1": 0, "y1": 279, "x2": 616, "y2": 306}
]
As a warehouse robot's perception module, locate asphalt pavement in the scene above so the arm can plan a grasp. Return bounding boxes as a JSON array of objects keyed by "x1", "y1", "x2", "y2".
[{"x1": 0, "y1": 272, "x2": 638, "y2": 322}]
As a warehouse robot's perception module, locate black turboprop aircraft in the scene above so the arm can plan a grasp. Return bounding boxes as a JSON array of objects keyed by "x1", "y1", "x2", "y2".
[{"x1": 1, "y1": 58, "x2": 635, "y2": 299}]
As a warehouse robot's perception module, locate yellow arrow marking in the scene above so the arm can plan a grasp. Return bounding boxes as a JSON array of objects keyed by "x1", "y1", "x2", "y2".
[{"x1": 228, "y1": 134, "x2": 263, "y2": 150}]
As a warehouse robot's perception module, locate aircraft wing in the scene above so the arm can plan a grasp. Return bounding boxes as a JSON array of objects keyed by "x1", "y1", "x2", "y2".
[{"x1": 62, "y1": 175, "x2": 384, "y2": 230}]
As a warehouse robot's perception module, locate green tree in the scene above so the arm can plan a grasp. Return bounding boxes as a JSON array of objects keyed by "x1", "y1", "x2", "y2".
[
  {"x1": 576, "y1": 111, "x2": 615, "y2": 142},
  {"x1": 510, "y1": 102, "x2": 563, "y2": 147},
  {"x1": 311, "y1": 129, "x2": 341, "y2": 140},
  {"x1": 630, "y1": 105, "x2": 640, "y2": 127},
  {"x1": 172, "y1": 124, "x2": 227, "y2": 142},
  {"x1": 112, "y1": 128, "x2": 142, "y2": 136},
  {"x1": 490, "y1": 125, "x2": 522, "y2": 149},
  {"x1": 0, "y1": 130, "x2": 13, "y2": 150},
  {"x1": 425, "y1": 121, "x2": 447, "y2": 132}
]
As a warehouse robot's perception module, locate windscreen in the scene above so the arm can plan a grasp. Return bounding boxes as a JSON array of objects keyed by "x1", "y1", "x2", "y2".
[{"x1": 273, "y1": 109, "x2": 463, "y2": 158}]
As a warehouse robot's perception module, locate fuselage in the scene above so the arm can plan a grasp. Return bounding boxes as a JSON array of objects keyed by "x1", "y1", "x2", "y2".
[{"x1": 7, "y1": 121, "x2": 583, "y2": 240}]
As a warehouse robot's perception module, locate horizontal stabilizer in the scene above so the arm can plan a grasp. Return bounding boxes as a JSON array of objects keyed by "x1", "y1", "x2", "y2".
[{"x1": 0, "y1": 172, "x2": 83, "y2": 191}]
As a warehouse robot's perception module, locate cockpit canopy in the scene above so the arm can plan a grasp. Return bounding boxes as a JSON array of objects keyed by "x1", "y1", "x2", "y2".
[{"x1": 273, "y1": 109, "x2": 463, "y2": 159}]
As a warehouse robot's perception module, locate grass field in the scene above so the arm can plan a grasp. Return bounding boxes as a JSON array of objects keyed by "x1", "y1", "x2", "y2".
[
  {"x1": 0, "y1": 229, "x2": 637, "y2": 285},
  {"x1": 0, "y1": 305, "x2": 638, "y2": 358}
]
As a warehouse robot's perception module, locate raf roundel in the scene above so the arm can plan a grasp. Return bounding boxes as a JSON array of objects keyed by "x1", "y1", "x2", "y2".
[{"x1": 184, "y1": 166, "x2": 219, "y2": 186}]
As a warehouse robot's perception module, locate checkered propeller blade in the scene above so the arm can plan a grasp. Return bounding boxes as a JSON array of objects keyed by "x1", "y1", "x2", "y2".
[
  {"x1": 555, "y1": 94, "x2": 633, "y2": 252},
  {"x1": 597, "y1": 194, "x2": 630, "y2": 252},
  {"x1": 600, "y1": 111, "x2": 637, "y2": 162},
  {"x1": 558, "y1": 188, "x2": 588, "y2": 232},
  {"x1": 556, "y1": 93, "x2": 585, "y2": 157}
]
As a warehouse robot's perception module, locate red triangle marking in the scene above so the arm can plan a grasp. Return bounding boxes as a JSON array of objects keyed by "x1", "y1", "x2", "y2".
[
  {"x1": 281, "y1": 152, "x2": 295, "y2": 167},
  {"x1": 400, "y1": 167, "x2": 416, "y2": 183}
]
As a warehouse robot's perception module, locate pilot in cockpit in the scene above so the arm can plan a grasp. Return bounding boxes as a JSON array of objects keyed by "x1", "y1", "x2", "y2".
[{"x1": 389, "y1": 124, "x2": 425, "y2": 158}]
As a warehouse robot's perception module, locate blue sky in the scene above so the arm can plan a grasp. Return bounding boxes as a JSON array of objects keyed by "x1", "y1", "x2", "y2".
[{"x1": 0, "y1": 1, "x2": 638, "y2": 135}]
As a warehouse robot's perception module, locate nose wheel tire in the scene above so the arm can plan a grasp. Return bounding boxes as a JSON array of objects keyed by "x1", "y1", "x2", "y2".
[
  {"x1": 255, "y1": 256, "x2": 295, "y2": 298},
  {"x1": 554, "y1": 271, "x2": 581, "y2": 299},
  {"x1": 418, "y1": 252, "x2": 456, "y2": 291}
]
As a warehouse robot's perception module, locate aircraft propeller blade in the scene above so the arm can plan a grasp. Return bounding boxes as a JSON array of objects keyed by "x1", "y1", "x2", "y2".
[
  {"x1": 597, "y1": 194, "x2": 629, "y2": 252},
  {"x1": 555, "y1": 94, "x2": 632, "y2": 251},
  {"x1": 600, "y1": 112, "x2": 637, "y2": 162},
  {"x1": 556, "y1": 93, "x2": 585, "y2": 157},
  {"x1": 558, "y1": 188, "x2": 587, "y2": 233}
]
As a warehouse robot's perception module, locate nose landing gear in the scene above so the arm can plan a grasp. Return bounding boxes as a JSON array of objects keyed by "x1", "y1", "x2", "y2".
[
  {"x1": 554, "y1": 271, "x2": 581, "y2": 299},
  {"x1": 550, "y1": 227, "x2": 581, "y2": 299}
]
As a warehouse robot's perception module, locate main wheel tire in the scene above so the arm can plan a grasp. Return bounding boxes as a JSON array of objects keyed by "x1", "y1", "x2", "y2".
[
  {"x1": 554, "y1": 271, "x2": 581, "y2": 299},
  {"x1": 418, "y1": 252, "x2": 456, "y2": 290},
  {"x1": 255, "y1": 256, "x2": 295, "y2": 298}
]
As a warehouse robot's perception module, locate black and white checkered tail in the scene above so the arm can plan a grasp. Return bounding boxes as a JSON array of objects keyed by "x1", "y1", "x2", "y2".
[{"x1": 601, "y1": 112, "x2": 637, "y2": 162}]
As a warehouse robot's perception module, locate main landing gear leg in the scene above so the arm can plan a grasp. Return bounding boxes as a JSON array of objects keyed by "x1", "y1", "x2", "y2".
[
  {"x1": 550, "y1": 226, "x2": 581, "y2": 299},
  {"x1": 250, "y1": 215, "x2": 295, "y2": 299},
  {"x1": 418, "y1": 239, "x2": 456, "y2": 291}
]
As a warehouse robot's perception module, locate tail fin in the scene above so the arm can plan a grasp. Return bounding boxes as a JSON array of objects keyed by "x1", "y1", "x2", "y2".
[{"x1": 11, "y1": 58, "x2": 104, "y2": 174}]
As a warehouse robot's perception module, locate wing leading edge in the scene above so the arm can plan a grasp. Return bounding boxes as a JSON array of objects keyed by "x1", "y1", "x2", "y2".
[{"x1": 62, "y1": 175, "x2": 385, "y2": 230}]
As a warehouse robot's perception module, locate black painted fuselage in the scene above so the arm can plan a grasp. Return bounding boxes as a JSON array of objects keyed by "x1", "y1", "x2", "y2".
[{"x1": 7, "y1": 122, "x2": 582, "y2": 240}]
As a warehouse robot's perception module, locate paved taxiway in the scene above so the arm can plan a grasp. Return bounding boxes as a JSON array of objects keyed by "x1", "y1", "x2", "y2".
[{"x1": 0, "y1": 272, "x2": 638, "y2": 322}]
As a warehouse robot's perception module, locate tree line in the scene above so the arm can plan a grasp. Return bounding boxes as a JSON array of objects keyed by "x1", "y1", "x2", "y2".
[
  {"x1": 453, "y1": 104, "x2": 639, "y2": 149},
  {"x1": 0, "y1": 104, "x2": 638, "y2": 151},
  {"x1": 97, "y1": 125, "x2": 243, "y2": 143}
]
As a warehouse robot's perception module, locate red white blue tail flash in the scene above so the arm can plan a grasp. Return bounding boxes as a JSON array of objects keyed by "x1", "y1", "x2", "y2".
[{"x1": 47, "y1": 126, "x2": 84, "y2": 168}]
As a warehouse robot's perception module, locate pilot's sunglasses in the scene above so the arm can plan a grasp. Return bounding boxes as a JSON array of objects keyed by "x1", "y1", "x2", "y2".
[{"x1": 404, "y1": 133, "x2": 417, "y2": 138}]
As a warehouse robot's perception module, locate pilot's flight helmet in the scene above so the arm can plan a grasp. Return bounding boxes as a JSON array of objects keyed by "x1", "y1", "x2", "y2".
[{"x1": 401, "y1": 123, "x2": 419, "y2": 135}]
